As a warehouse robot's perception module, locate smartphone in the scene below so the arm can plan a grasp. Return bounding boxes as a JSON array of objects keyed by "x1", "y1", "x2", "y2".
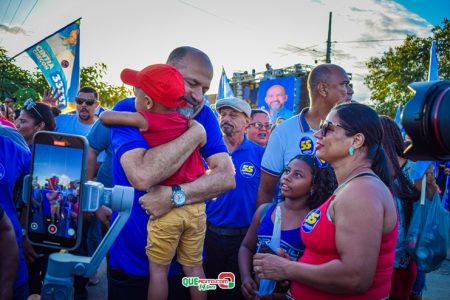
[{"x1": 26, "y1": 131, "x2": 88, "y2": 250}]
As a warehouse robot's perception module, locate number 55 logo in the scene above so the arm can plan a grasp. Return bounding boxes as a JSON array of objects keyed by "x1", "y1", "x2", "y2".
[{"x1": 299, "y1": 137, "x2": 314, "y2": 155}]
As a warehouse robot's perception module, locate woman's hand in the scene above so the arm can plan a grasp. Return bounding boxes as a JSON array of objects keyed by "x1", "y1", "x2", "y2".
[
  {"x1": 253, "y1": 252, "x2": 290, "y2": 281},
  {"x1": 241, "y1": 275, "x2": 258, "y2": 300}
]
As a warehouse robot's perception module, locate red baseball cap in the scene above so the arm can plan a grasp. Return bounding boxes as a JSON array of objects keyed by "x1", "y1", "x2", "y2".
[{"x1": 120, "y1": 64, "x2": 186, "y2": 108}]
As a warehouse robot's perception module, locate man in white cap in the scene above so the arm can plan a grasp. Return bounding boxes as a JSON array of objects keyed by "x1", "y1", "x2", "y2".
[{"x1": 205, "y1": 97, "x2": 265, "y2": 300}]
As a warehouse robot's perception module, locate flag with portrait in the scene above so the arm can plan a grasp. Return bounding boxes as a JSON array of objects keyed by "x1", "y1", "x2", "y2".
[{"x1": 25, "y1": 19, "x2": 81, "y2": 112}]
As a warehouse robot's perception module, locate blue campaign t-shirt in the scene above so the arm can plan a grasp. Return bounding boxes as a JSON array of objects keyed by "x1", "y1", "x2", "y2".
[
  {"x1": 206, "y1": 137, "x2": 265, "y2": 228},
  {"x1": 0, "y1": 135, "x2": 30, "y2": 288},
  {"x1": 109, "y1": 98, "x2": 227, "y2": 276}
]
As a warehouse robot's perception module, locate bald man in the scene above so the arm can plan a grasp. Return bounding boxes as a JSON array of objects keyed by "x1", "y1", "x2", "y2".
[
  {"x1": 257, "y1": 64, "x2": 353, "y2": 207},
  {"x1": 264, "y1": 84, "x2": 293, "y2": 123}
]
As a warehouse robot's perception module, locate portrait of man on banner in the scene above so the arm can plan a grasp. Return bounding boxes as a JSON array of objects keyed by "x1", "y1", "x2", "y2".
[
  {"x1": 257, "y1": 77, "x2": 296, "y2": 124},
  {"x1": 25, "y1": 19, "x2": 81, "y2": 112}
]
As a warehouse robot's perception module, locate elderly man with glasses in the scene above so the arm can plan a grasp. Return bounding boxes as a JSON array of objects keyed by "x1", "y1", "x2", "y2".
[{"x1": 55, "y1": 86, "x2": 99, "y2": 135}]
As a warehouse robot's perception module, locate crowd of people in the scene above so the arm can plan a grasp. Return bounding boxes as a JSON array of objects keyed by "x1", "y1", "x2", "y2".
[{"x1": 0, "y1": 45, "x2": 449, "y2": 300}]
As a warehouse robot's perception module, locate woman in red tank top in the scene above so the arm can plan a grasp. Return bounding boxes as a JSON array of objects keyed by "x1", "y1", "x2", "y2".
[{"x1": 253, "y1": 102, "x2": 398, "y2": 300}]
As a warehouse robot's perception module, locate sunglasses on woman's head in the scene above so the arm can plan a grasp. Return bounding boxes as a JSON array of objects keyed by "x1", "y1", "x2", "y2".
[
  {"x1": 319, "y1": 120, "x2": 353, "y2": 137},
  {"x1": 75, "y1": 97, "x2": 96, "y2": 106},
  {"x1": 23, "y1": 99, "x2": 44, "y2": 119}
]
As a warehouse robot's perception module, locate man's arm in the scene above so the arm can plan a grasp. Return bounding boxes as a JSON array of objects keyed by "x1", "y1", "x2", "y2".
[
  {"x1": 100, "y1": 111, "x2": 147, "y2": 130},
  {"x1": 256, "y1": 171, "x2": 278, "y2": 207},
  {"x1": 139, "y1": 152, "x2": 235, "y2": 218},
  {"x1": 87, "y1": 147, "x2": 99, "y2": 181},
  {"x1": 121, "y1": 120, "x2": 206, "y2": 191},
  {"x1": 0, "y1": 213, "x2": 19, "y2": 300}
]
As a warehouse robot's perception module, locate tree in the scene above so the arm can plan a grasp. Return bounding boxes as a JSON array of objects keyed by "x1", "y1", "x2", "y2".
[
  {"x1": 365, "y1": 18, "x2": 450, "y2": 117},
  {"x1": 79, "y1": 63, "x2": 130, "y2": 108},
  {"x1": 0, "y1": 48, "x2": 47, "y2": 104},
  {"x1": 0, "y1": 47, "x2": 130, "y2": 108}
]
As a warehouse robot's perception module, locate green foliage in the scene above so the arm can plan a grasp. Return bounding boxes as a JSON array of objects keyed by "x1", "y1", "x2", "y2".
[
  {"x1": 80, "y1": 63, "x2": 131, "y2": 108},
  {"x1": 365, "y1": 18, "x2": 450, "y2": 117},
  {"x1": 0, "y1": 47, "x2": 130, "y2": 109}
]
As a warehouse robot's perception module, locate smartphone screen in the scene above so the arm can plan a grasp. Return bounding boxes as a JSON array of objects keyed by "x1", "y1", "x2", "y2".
[{"x1": 27, "y1": 131, "x2": 87, "y2": 250}]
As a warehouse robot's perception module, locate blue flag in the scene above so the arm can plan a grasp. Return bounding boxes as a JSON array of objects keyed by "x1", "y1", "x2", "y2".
[
  {"x1": 26, "y1": 19, "x2": 81, "y2": 112},
  {"x1": 428, "y1": 40, "x2": 439, "y2": 81},
  {"x1": 218, "y1": 67, "x2": 234, "y2": 99}
]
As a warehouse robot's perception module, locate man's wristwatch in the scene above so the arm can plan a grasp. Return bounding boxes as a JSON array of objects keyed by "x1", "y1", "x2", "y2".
[{"x1": 171, "y1": 185, "x2": 186, "y2": 208}]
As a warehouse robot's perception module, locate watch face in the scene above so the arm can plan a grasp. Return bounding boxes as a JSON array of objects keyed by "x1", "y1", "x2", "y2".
[{"x1": 173, "y1": 191, "x2": 186, "y2": 206}]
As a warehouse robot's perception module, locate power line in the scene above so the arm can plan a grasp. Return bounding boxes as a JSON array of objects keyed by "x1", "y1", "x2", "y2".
[
  {"x1": 0, "y1": 0, "x2": 12, "y2": 24},
  {"x1": 8, "y1": 0, "x2": 24, "y2": 25},
  {"x1": 0, "y1": 0, "x2": 39, "y2": 47},
  {"x1": 332, "y1": 38, "x2": 405, "y2": 44},
  {"x1": 19, "y1": 0, "x2": 39, "y2": 28}
]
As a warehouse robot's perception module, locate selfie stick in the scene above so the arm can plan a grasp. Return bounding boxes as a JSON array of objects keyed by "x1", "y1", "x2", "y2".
[{"x1": 23, "y1": 178, "x2": 134, "y2": 300}]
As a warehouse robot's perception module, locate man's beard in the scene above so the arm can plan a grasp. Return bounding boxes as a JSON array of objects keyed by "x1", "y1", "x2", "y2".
[
  {"x1": 220, "y1": 123, "x2": 234, "y2": 136},
  {"x1": 78, "y1": 109, "x2": 91, "y2": 121},
  {"x1": 269, "y1": 101, "x2": 281, "y2": 111},
  {"x1": 177, "y1": 106, "x2": 195, "y2": 118}
]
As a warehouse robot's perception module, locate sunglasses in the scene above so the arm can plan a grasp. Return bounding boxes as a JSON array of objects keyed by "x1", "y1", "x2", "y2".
[
  {"x1": 75, "y1": 97, "x2": 96, "y2": 106},
  {"x1": 23, "y1": 99, "x2": 44, "y2": 119},
  {"x1": 319, "y1": 119, "x2": 353, "y2": 137},
  {"x1": 249, "y1": 122, "x2": 271, "y2": 130}
]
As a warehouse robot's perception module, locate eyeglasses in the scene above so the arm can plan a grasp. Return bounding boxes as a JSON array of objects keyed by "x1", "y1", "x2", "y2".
[
  {"x1": 319, "y1": 119, "x2": 353, "y2": 137},
  {"x1": 249, "y1": 122, "x2": 271, "y2": 130},
  {"x1": 23, "y1": 99, "x2": 44, "y2": 119},
  {"x1": 75, "y1": 97, "x2": 96, "y2": 106}
]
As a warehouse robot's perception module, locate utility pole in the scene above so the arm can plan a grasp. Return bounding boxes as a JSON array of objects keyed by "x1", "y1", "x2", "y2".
[{"x1": 326, "y1": 12, "x2": 332, "y2": 63}]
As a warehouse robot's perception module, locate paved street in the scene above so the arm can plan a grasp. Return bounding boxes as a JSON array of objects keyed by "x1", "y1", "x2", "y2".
[{"x1": 87, "y1": 256, "x2": 450, "y2": 300}]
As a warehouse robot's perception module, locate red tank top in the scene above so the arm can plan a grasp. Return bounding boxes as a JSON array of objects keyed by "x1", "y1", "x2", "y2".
[{"x1": 290, "y1": 195, "x2": 398, "y2": 300}]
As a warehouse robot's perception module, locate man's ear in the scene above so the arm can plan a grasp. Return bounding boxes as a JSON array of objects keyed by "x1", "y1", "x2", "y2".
[{"x1": 317, "y1": 82, "x2": 328, "y2": 97}]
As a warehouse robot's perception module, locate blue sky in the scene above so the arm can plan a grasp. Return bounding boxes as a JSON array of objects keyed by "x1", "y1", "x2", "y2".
[
  {"x1": 395, "y1": 0, "x2": 449, "y2": 25},
  {"x1": 0, "y1": 0, "x2": 448, "y2": 101},
  {"x1": 33, "y1": 144, "x2": 83, "y2": 187}
]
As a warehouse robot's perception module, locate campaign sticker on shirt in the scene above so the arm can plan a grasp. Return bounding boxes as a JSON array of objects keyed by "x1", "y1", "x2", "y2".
[
  {"x1": 0, "y1": 163, "x2": 5, "y2": 180},
  {"x1": 301, "y1": 208, "x2": 321, "y2": 233},
  {"x1": 299, "y1": 137, "x2": 315, "y2": 155},
  {"x1": 240, "y1": 162, "x2": 256, "y2": 178},
  {"x1": 316, "y1": 157, "x2": 329, "y2": 168}
]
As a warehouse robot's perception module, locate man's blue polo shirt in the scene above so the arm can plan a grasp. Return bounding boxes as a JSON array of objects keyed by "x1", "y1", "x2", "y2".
[
  {"x1": 206, "y1": 137, "x2": 264, "y2": 228},
  {"x1": 109, "y1": 98, "x2": 227, "y2": 277},
  {"x1": 262, "y1": 108, "x2": 316, "y2": 177},
  {"x1": 0, "y1": 136, "x2": 30, "y2": 288}
]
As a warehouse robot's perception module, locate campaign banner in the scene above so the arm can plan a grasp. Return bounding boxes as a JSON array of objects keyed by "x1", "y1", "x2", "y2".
[
  {"x1": 257, "y1": 77, "x2": 300, "y2": 124},
  {"x1": 26, "y1": 19, "x2": 81, "y2": 112}
]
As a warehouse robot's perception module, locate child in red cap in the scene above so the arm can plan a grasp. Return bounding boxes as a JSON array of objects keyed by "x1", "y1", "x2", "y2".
[{"x1": 100, "y1": 64, "x2": 206, "y2": 300}]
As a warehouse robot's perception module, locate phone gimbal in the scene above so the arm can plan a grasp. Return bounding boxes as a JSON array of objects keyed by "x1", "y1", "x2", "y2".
[{"x1": 23, "y1": 177, "x2": 133, "y2": 300}]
